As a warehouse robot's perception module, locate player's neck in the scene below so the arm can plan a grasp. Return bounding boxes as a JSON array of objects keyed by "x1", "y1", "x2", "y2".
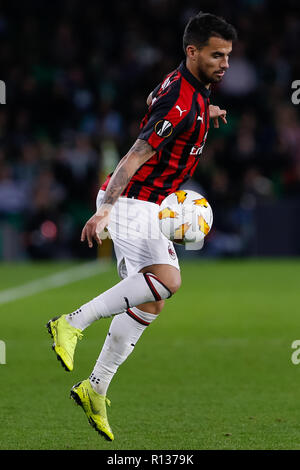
[{"x1": 185, "y1": 60, "x2": 211, "y2": 90}]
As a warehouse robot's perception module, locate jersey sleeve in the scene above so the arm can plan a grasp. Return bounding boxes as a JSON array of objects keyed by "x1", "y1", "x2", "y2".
[{"x1": 138, "y1": 78, "x2": 192, "y2": 151}]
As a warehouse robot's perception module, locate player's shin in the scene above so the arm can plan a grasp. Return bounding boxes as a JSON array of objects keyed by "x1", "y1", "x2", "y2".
[
  {"x1": 66, "y1": 272, "x2": 171, "y2": 330},
  {"x1": 89, "y1": 307, "x2": 157, "y2": 395}
]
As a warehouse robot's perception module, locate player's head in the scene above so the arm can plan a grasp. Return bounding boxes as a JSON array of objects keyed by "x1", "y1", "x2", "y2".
[{"x1": 183, "y1": 12, "x2": 237, "y2": 85}]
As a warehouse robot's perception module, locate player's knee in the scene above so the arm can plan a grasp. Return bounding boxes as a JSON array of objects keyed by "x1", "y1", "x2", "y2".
[
  {"x1": 155, "y1": 300, "x2": 165, "y2": 314},
  {"x1": 164, "y1": 274, "x2": 181, "y2": 295},
  {"x1": 143, "y1": 300, "x2": 165, "y2": 315},
  {"x1": 142, "y1": 269, "x2": 181, "y2": 298},
  {"x1": 169, "y1": 278, "x2": 181, "y2": 294},
  {"x1": 155, "y1": 274, "x2": 181, "y2": 296}
]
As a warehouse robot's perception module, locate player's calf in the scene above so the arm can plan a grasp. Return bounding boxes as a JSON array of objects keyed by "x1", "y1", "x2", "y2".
[
  {"x1": 89, "y1": 308, "x2": 158, "y2": 396},
  {"x1": 65, "y1": 271, "x2": 173, "y2": 331}
]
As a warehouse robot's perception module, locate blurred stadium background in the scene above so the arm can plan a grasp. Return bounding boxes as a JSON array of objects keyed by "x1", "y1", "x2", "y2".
[
  {"x1": 1, "y1": 0, "x2": 300, "y2": 451},
  {"x1": 0, "y1": 0, "x2": 299, "y2": 261}
]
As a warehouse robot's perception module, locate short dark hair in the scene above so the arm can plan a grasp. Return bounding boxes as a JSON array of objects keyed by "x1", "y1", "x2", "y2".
[{"x1": 183, "y1": 12, "x2": 237, "y2": 54}]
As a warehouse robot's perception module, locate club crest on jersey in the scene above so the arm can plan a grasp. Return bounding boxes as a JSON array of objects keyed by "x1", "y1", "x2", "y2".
[
  {"x1": 155, "y1": 120, "x2": 173, "y2": 138},
  {"x1": 168, "y1": 242, "x2": 176, "y2": 260}
]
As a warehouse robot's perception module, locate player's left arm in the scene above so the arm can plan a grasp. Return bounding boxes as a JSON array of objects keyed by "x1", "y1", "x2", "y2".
[{"x1": 209, "y1": 104, "x2": 227, "y2": 128}]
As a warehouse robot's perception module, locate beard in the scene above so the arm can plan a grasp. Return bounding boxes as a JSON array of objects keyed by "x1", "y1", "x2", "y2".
[{"x1": 197, "y1": 64, "x2": 223, "y2": 85}]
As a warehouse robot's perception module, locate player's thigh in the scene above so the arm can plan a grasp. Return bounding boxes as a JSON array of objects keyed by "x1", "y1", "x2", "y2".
[{"x1": 139, "y1": 263, "x2": 181, "y2": 294}]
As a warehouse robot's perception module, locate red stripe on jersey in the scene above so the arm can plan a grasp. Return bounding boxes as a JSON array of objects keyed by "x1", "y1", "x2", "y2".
[
  {"x1": 154, "y1": 70, "x2": 181, "y2": 101},
  {"x1": 101, "y1": 62, "x2": 211, "y2": 204},
  {"x1": 149, "y1": 77, "x2": 199, "y2": 193},
  {"x1": 139, "y1": 70, "x2": 181, "y2": 133},
  {"x1": 127, "y1": 74, "x2": 196, "y2": 201},
  {"x1": 146, "y1": 76, "x2": 192, "y2": 151},
  {"x1": 168, "y1": 93, "x2": 208, "y2": 195},
  {"x1": 122, "y1": 153, "x2": 160, "y2": 198},
  {"x1": 188, "y1": 158, "x2": 200, "y2": 179},
  {"x1": 101, "y1": 174, "x2": 111, "y2": 191},
  {"x1": 122, "y1": 179, "x2": 135, "y2": 197},
  {"x1": 197, "y1": 93, "x2": 209, "y2": 143}
]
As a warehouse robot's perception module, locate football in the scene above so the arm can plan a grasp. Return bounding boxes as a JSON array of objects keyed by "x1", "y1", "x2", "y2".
[{"x1": 158, "y1": 189, "x2": 213, "y2": 245}]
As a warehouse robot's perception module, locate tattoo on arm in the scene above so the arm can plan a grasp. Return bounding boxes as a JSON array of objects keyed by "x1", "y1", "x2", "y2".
[
  {"x1": 128, "y1": 139, "x2": 154, "y2": 158},
  {"x1": 102, "y1": 166, "x2": 131, "y2": 206},
  {"x1": 102, "y1": 139, "x2": 155, "y2": 207}
]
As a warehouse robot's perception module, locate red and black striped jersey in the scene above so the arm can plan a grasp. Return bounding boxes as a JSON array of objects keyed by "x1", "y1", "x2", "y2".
[{"x1": 101, "y1": 61, "x2": 211, "y2": 204}]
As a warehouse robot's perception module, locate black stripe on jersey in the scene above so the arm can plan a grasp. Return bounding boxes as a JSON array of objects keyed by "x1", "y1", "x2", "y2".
[
  {"x1": 203, "y1": 95, "x2": 209, "y2": 137},
  {"x1": 125, "y1": 182, "x2": 161, "y2": 201},
  {"x1": 145, "y1": 143, "x2": 181, "y2": 203},
  {"x1": 151, "y1": 83, "x2": 161, "y2": 99},
  {"x1": 131, "y1": 104, "x2": 194, "y2": 203},
  {"x1": 143, "y1": 112, "x2": 193, "y2": 203},
  {"x1": 182, "y1": 97, "x2": 209, "y2": 183},
  {"x1": 144, "y1": 142, "x2": 176, "y2": 203},
  {"x1": 150, "y1": 75, "x2": 182, "y2": 123},
  {"x1": 153, "y1": 92, "x2": 202, "y2": 200},
  {"x1": 123, "y1": 181, "x2": 141, "y2": 198},
  {"x1": 181, "y1": 159, "x2": 198, "y2": 187},
  {"x1": 125, "y1": 78, "x2": 184, "y2": 200},
  {"x1": 155, "y1": 69, "x2": 181, "y2": 100}
]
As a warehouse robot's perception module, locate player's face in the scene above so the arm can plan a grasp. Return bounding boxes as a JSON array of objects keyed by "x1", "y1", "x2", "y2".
[{"x1": 191, "y1": 37, "x2": 232, "y2": 85}]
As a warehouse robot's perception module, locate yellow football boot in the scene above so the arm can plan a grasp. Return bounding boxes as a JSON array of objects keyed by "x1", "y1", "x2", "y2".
[
  {"x1": 46, "y1": 315, "x2": 83, "y2": 371},
  {"x1": 70, "y1": 379, "x2": 114, "y2": 441}
]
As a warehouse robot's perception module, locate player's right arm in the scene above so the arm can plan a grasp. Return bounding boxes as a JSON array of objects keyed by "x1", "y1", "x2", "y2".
[{"x1": 81, "y1": 139, "x2": 155, "y2": 247}]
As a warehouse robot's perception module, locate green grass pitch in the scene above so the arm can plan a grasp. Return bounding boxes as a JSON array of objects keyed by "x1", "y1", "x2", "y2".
[{"x1": 0, "y1": 258, "x2": 300, "y2": 450}]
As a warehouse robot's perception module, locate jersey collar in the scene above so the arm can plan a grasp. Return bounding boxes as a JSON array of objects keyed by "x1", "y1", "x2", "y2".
[{"x1": 179, "y1": 61, "x2": 211, "y2": 98}]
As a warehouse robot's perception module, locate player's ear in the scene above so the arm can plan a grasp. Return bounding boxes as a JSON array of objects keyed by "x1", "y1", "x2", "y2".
[{"x1": 186, "y1": 45, "x2": 198, "y2": 61}]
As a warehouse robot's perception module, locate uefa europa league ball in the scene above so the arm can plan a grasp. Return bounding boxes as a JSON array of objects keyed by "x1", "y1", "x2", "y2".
[{"x1": 158, "y1": 189, "x2": 213, "y2": 245}]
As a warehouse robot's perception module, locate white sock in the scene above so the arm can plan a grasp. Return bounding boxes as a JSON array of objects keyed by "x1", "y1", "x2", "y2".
[
  {"x1": 89, "y1": 307, "x2": 157, "y2": 396},
  {"x1": 66, "y1": 272, "x2": 171, "y2": 331}
]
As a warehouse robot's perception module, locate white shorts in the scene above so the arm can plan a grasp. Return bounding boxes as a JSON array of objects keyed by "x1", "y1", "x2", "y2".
[{"x1": 96, "y1": 190, "x2": 180, "y2": 279}]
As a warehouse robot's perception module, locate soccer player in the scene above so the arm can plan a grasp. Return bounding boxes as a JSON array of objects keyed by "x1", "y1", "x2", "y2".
[{"x1": 47, "y1": 12, "x2": 237, "y2": 441}]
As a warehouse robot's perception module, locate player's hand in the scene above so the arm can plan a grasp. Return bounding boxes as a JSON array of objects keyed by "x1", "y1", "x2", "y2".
[
  {"x1": 81, "y1": 207, "x2": 111, "y2": 248},
  {"x1": 209, "y1": 105, "x2": 227, "y2": 128}
]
